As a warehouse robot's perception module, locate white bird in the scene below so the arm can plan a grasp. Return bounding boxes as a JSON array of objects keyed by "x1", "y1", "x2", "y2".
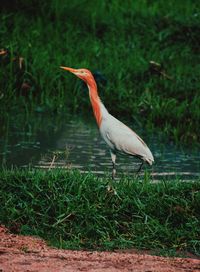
[{"x1": 61, "y1": 67, "x2": 154, "y2": 179}]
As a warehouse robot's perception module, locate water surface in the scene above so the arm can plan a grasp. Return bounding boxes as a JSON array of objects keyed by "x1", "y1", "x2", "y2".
[
  {"x1": 37, "y1": 118, "x2": 200, "y2": 180},
  {"x1": 1, "y1": 116, "x2": 200, "y2": 180}
]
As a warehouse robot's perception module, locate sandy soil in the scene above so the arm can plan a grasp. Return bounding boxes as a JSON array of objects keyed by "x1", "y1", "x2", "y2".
[{"x1": 0, "y1": 225, "x2": 200, "y2": 272}]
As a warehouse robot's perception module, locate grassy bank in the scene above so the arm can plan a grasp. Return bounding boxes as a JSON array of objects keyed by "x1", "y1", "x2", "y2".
[
  {"x1": 0, "y1": 169, "x2": 200, "y2": 256},
  {"x1": 0, "y1": 0, "x2": 200, "y2": 145}
]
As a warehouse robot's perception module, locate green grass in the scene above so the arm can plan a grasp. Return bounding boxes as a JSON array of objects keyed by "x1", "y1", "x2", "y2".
[
  {"x1": 0, "y1": 169, "x2": 200, "y2": 256},
  {"x1": 0, "y1": 0, "x2": 200, "y2": 145}
]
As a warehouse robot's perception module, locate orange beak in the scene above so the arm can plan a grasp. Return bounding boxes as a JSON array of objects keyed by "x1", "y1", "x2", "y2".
[{"x1": 60, "y1": 66, "x2": 77, "y2": 74}]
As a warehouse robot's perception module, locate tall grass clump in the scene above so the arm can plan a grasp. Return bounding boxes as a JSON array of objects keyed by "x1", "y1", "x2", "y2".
[
  {"x1": 0, "y1": 0, "x2": 200, "y2": 145},
  {"x1": 0, "y1": 169, "x2": 200, "y2": 256}
]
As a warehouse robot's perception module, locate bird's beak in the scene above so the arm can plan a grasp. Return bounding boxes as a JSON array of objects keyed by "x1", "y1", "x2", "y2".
[{"x1": 60, "y1": 66, "x2": 77, "y2": 74}]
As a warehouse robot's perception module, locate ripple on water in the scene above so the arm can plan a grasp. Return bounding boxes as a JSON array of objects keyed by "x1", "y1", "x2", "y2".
[
  {"x1": 35, "y1": 121, "x2": 200, "y2": 180},
  {"x1": 1, "y1": 118, "x2": 200, "y2": 180}
]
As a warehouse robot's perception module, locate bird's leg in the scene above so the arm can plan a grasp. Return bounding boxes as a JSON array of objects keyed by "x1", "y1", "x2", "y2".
[
  {"x1": 110, "y1": 150, "x2": 117, "y2": 180},
  {"x1": 106, "y1": 150, "x2": 118, "y2": 195},
  {"x1": 136, "y1": 161, "x2": 144, "y2": 174},
  {"x1": 112, "y1": 162, "x2": 116, "y2": 180}
]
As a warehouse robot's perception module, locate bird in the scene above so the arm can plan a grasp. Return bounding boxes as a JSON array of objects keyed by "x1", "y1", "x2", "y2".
[{"x1": 60, "y1": 66, "x2": 154, "y2": 179}]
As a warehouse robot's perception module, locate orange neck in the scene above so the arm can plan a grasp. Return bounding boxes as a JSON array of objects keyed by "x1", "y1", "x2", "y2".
[{"x1": 87, "y1": 78, "x2": 102, "y2": 127}]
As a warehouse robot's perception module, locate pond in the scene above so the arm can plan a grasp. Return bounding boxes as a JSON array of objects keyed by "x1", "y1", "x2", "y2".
[{"x1": 1, "y1": 114, "x2": 200, "y2": 181}]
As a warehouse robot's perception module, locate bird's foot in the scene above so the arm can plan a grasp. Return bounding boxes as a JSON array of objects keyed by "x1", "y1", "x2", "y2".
[
  {"x1": 107, "y1": 184, "x2": 122, "y2": 200},
  {"x1": 107, "y1": 184, "x2": 118, "y2": 196}
]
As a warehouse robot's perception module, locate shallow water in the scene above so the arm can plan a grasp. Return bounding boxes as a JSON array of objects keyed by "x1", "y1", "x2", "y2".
[{"x1": 1, "y1": 116, "x2": 200, "y2": 180}]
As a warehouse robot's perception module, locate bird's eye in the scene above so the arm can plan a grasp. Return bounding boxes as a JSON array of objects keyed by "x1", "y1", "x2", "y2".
[{"x1": 76, "y1": 70, "x2": 86, "y2": 77}]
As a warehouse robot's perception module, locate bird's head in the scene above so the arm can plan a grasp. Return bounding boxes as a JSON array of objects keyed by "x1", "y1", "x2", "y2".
[{"x1": 60, "y1": 66, "x2": 94, "y2": 84}]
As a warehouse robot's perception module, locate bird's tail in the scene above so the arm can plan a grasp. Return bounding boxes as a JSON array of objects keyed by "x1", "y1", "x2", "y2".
[
  {"x1": 146, "y1": 158, "x2": 154, "y2": 165},
  {"x1": 144, "y1": 150, "x2": 154, "y2": 165}
]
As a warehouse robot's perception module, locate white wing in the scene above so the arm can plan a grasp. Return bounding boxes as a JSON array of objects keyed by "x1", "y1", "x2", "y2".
[{"x1": 100, "y1": 114, "x2": 154, "y2": 164}]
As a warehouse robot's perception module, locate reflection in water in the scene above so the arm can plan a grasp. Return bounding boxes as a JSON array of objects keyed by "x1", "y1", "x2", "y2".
[
  {"x1": 36, "y1": 119, "x2": 200, "y2": 180},
  {"x1": 1, "y1": 115, "x2": 200, "y2": 180}
]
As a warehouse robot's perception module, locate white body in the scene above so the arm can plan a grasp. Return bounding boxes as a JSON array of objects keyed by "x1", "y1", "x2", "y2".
[
  {"x1": 61, "y1": 66, "x2": 154, "y2": 177},
  {"x1": 99, "y1": 102, "x2": 154, "y2": 165}
]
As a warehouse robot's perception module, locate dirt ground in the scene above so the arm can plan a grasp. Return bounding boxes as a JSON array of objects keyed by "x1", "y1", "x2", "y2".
[{"x1": 0, "y1": 225, "x2": 200, "y2": 272}]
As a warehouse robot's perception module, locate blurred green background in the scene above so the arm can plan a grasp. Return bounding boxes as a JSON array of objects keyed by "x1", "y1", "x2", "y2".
[{"x1": 0, "y1": 0, "x2": 200, "y2": 144}]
